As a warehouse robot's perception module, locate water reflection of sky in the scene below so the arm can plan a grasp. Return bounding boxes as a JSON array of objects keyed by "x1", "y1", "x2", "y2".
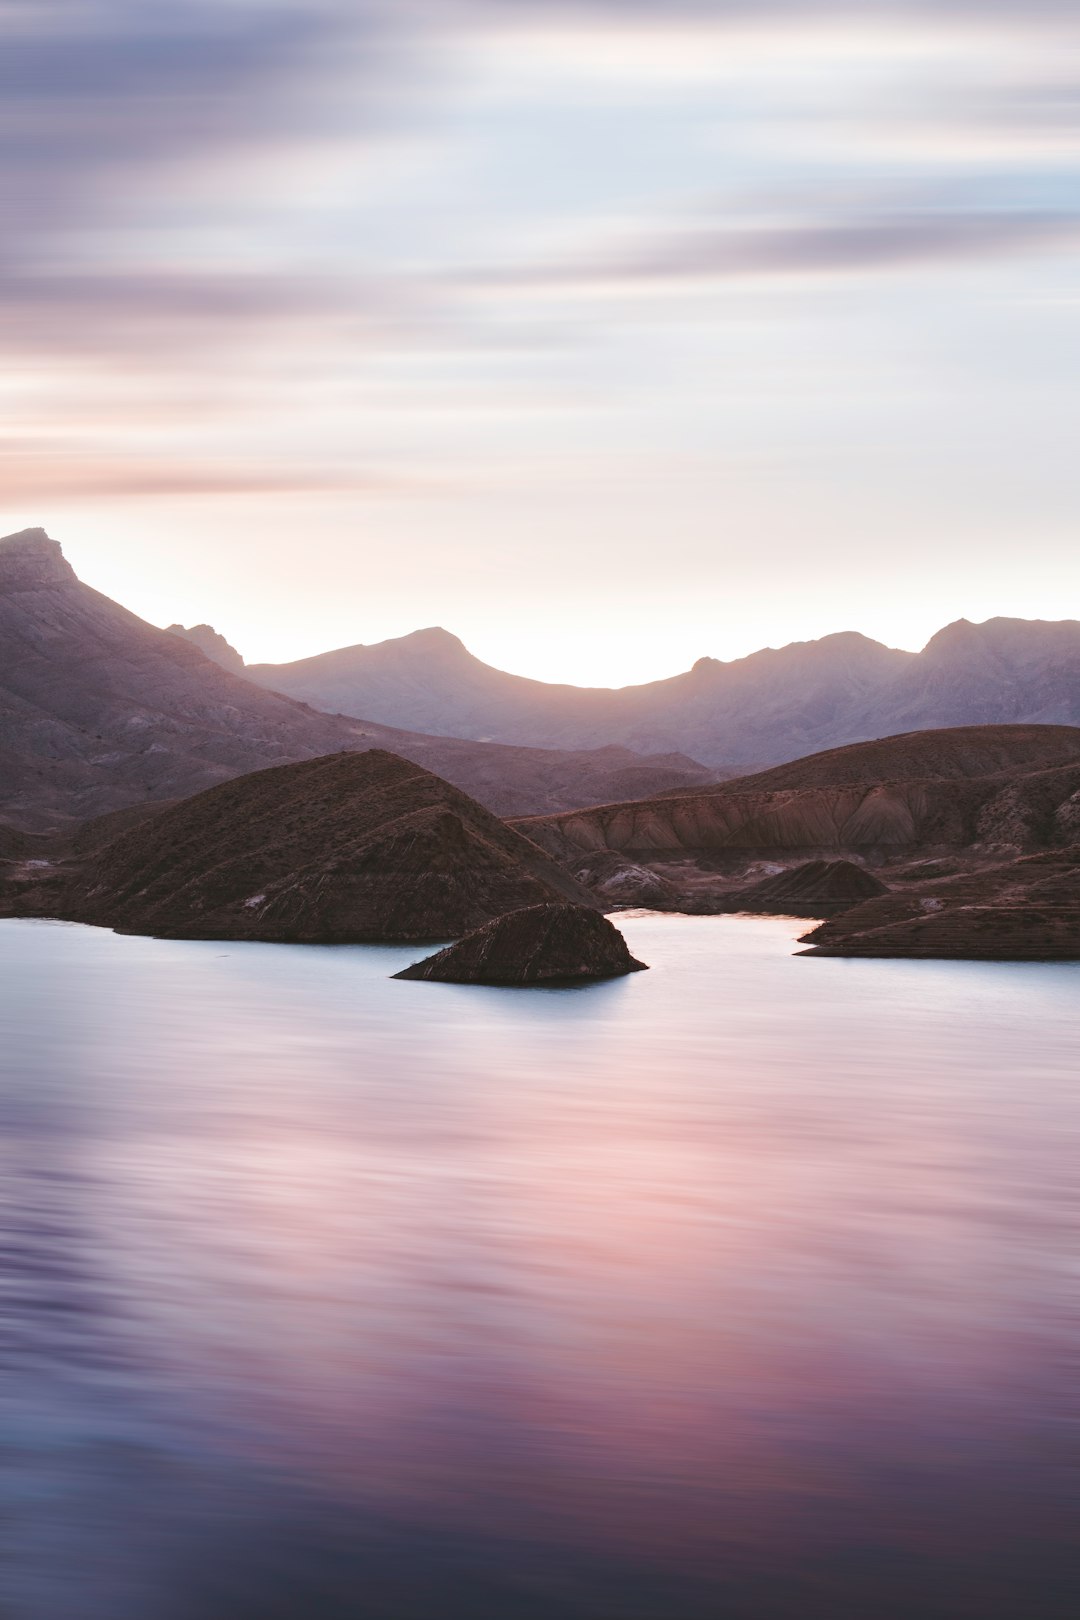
[{"x1": 1, "y1": 916, "x2": 1075, "y2": 1619}]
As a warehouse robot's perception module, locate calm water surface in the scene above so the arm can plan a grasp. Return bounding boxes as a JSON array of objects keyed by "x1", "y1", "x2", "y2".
[{"x1": 0, "y1": 914, "x2": 1076, "y2": 1619}]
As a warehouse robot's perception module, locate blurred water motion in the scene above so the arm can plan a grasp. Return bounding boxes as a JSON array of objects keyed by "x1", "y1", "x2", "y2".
[{"x1": 0, "y1": 915, "x2": 1076, "y2": 1619}]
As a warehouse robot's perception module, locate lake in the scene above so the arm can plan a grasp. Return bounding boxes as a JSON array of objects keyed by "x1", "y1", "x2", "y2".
[{"x1": 0, "y1": 914, "x2": 1076, "y2": 1619}]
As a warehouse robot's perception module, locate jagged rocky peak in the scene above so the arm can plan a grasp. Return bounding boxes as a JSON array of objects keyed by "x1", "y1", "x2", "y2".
[
  {"x1": 394, "y1": 902, "x2": 648, "y2": 985},
  {"x1": 0, "y1": 527, "x2": 77, "y2": 592},
  {"x1": 166, "y1": 622, "x2": 245, "y2": 673}
]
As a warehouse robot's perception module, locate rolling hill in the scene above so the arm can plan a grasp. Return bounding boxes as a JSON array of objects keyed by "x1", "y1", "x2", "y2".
[{"x1": 57, "y1": 750, "x2": 598, "y2": 943}]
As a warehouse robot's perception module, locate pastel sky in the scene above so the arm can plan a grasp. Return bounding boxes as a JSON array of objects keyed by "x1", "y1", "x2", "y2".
[{"x1": 2, "y1": 0, "x2": 1079, "y2": 684}]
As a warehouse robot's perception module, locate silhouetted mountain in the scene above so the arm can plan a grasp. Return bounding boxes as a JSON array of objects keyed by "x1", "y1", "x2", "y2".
[
  {"x1": 248, "y1": 627, "x2": 909, "y2": 764},
  {"x1": 248, "y1": 617, "x2": 1080, "y2": 767},
  {"x1": 61, "y1": 751, "x2": 597, "y2": 943},
  {"x1": 846, "y1": 616, "x2": 1080, "y2": 736},
  {"x1": 0, "y1": 528, "x2": 714, "y2": 830}
]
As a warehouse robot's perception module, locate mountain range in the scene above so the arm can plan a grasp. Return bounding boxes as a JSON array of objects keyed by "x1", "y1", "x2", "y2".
[
  {"x1": 8, "y1": 521, "x2": 1080, "y2": 847},
  {"x1": 172, "y1": 612, "x2": 1080, "y2": 768},
  {"x1": 0, "y1": 528, "x2": 713, "y2": 831}
]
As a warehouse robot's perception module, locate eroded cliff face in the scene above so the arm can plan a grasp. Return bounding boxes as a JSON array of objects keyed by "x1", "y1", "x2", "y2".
[{"x1": 515, "y1": 763, "x2": 1080, "y2": 863}]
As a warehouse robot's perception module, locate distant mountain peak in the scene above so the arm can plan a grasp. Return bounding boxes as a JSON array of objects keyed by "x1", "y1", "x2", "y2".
[
  {"x1": 395, "y1": 626, "x2": 469, "y2": 655},
  {"x1": 0, "y1": 527, "x2": 77, "y2": 593},
  {"x1": 922, "y1": 615, "x2": 1080, "y2": 667},
  {"x1": 166, "y1": 622, "x2": 245, "y2": 673}
]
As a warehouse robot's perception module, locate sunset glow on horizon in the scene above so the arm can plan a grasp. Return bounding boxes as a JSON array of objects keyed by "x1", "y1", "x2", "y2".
[{"x1": 3, "y1": 1, "x2": 1079, "y2": 685}]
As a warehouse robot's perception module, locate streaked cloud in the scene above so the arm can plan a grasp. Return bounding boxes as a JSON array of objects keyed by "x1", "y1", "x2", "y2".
[
  {"x1": 456, "y1": 208, "x2": 1080, "y2": 296},
  {"x1": 0, "y1": 454, "x2": 381, "y2": 504},
  {"x1": 0, "y1": 0, "x2": 1077, "y2": 679}
]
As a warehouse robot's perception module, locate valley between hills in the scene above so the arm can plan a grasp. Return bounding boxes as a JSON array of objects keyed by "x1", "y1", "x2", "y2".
[{"x1": 4, "y1": 525, "x2": 1080, "y2": 961}]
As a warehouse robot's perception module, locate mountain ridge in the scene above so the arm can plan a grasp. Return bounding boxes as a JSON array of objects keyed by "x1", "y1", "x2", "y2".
[
  {"x1": 223, "y1": 613, "x2": 1080, "y2": 767},
  {"x1": 0, "y1": 528, "x2": 717, "y2": 830}
]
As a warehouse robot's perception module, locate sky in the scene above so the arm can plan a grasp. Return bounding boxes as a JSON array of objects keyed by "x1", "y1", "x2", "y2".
[{"x1": 2, "y1": 0, "x2": 1079, "y2": 686}]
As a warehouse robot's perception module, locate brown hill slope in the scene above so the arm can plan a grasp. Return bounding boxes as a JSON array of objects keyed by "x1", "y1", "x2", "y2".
[
  {"x1": 706, "y1": 725, "x2": 1080, "y2": 792},
  {"x1": 61, "y1": 750, "x2": 597, "y2": 942},
  {"x1": 721, "y1": 859, "x2": 888, "y2": 916},
  {"x1": 514, "y1": 728, "x2": 1080, "y2": 862},
  {"x1": 799, "y1": 847, "x2": 1080, "y2": 959},
  {"x1": 0, "y1": 527, "x2": 713, "y2": 830}
]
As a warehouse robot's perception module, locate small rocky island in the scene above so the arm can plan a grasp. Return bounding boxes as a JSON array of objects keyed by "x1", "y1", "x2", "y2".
[{"x1": 395, "y1": 903, "x2": 648, "y2": 985}]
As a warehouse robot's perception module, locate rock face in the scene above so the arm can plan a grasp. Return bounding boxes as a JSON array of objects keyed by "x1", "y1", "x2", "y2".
[
  {"x1": 249, "y1": 615, "x2": 1080, "y2": 769},
  {"x1": 569, "y1": 849, "x2": 682, "y2": 909},
  {"x1": 394, "y1": 903, "x2": 647, "y2": 985},
  {"x1": 166, "y1": 622, "x2": 246, "y2": 673},
  {"x1": 0, "y1": 527, "x2": 714, "y2": 830},
  {"x1": 514, "y1": 728, "x2": 1080, "y2": 863},
  {"x1": 0, "y1": 527, "x2": 77, "y2": 592},
  {"x1": 63, "y1": 751, "x2": 599, "y2": 942},
  {"x1": 723, "y1": 859, "x2": 888, "y2": 916},
  {"x1": 799, "y1": 847, "x2": 1080, "y2": 959}
]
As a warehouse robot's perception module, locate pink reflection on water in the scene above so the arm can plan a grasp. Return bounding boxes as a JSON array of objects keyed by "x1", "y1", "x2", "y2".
[{"x1": 1, "y1": 916, "x2": 1075, "y2": 1616}]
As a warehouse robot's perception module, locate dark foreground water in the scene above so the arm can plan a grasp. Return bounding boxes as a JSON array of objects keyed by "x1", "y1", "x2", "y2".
[{"x1": 0, "y1": 915, "x2": 1076, "y2": 1620}]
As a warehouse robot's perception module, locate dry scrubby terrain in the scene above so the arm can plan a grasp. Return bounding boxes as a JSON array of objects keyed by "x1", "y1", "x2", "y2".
[
  {"x1": 514, "y1": 725, "x2": 1080, "y2": 957},
  {"x1": 52, "y1": 751, "x2": 597, "y2": 943},
  {"x1": 7, "y1": 725, "x2": 1080, "y2": 957},
  {"x1": 799, "y1": 847, "x2": 1080, "y2": 959},
  {"x1": 514, "y1": 727, "x2": 1080, "y2": 862}
]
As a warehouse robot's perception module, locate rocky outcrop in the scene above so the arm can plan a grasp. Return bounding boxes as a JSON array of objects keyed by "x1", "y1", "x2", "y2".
[
  {"x1": 394, "y1": 903, "x2": 647, "y2": 985},
  {"x1": 804, "y1": 904, "x2": 1080, "y2": 960},
  {"x1": 61, "y1": 750, "x2": 599, "y2": 943},
  {"x1": 0, "y1": 528, "x2": 77, "y2": 592},
  {"x1": 799, "y1": 847, "x2": 1080, "y2": 958},
  {"x1": 722, "y1": 859, "x2": 888, "y2": 916},
  {"x1": 166, "y1": 622, "x2": 246, "y2": 673},
  {"x1": 569, "y1": 849, "x2": 683, "y2": 909}
]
